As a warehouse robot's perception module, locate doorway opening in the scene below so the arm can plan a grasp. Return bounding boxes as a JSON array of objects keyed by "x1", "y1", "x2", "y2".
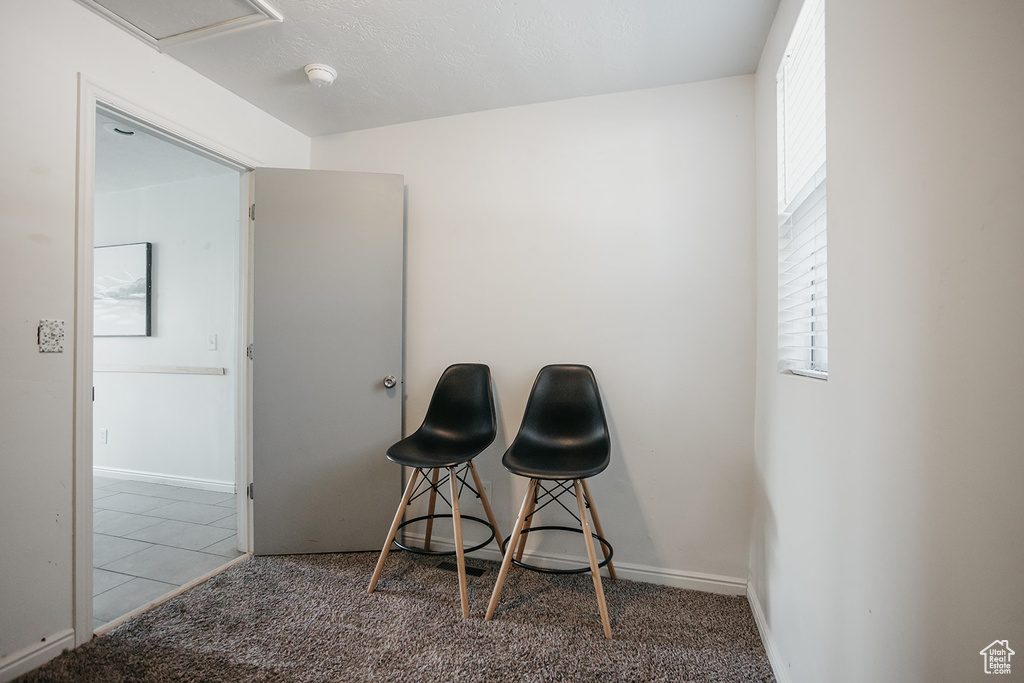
[{"x1": 87, "y1": 104, "x2": 251, "y2": 632}]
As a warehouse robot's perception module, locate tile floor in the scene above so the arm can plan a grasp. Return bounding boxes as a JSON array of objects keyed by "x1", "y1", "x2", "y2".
[{"x1": 92, "y1": 476, "x2": 244, "y2": 631}]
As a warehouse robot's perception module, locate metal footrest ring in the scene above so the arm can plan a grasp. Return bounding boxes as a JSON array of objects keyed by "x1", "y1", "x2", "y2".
[
  {"x1": 500, "y1": 525, "x2": 614, "y2": 575},
  {"x1": 393, "y1": 514, "x2": 496, "y2": 556}
]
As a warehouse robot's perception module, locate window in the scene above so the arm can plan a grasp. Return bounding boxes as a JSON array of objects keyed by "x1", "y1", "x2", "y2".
[{"x1": 777, "y1": 0, "x2": 827, "y2": 379}]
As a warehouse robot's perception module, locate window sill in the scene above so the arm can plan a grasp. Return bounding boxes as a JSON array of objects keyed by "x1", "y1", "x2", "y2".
[{"x1": 779, "y1": 367, "x2": 827, "y2": 381}]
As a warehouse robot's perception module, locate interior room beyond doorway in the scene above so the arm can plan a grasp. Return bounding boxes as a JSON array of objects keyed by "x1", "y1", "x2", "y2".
[{"x1": 91, "y1": 108, "x2": 245, "y2": 630}]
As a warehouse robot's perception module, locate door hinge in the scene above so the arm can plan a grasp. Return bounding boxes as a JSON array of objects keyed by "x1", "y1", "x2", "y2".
[
  {"x1": 249, "y1": 204, "x2": 255, "y2": 221},
  {"x1": 247, "y1": 343, "x2": 254, "y2": 360},
  {"x1": 247, "y1": 483, "x2": 254, "y2": 500}
]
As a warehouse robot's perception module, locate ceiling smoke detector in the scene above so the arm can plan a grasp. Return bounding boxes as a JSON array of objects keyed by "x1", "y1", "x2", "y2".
[{"x1": 304, "y1": 64, "x2": 337, "y2": 87}]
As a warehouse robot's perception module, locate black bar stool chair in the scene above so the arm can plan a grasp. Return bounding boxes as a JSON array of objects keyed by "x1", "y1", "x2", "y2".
[
  {"x1": 367, "y1": 363, "x2": 503, "y2": 618},
  {"x1": 484, "y1": 364, "x2": 616, "y2": 638}
]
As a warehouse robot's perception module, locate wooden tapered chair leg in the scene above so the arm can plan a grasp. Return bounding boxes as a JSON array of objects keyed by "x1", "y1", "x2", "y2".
[
  {"x1": 485, "y1": 478, "x2": 539, "y2": 621},
  {"x1": 368, "y1": 467, "x2": 422, "y2": 593},
  {"x1": 514, "y1": 483, "x2": 538, "y2": 562},
  {"x1": 449, "y1": 466, "x2": 470, "y2": 618},
  {"x1": 574, "y1": 479, "x2": 612, "y2": 639},
  {"x1": 422, "y1": 468, "x2": 440, "y2": 551},
  {"x1": 580, "y1": 478, "x2": 616, "y2": 580},
  {"x1": 467, "y1": 461, "x2": 503, "y2": 549}
]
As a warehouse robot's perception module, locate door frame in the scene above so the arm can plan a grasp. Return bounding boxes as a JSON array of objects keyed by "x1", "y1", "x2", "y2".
[{"x1": 73, "y1": 76, "x2": 260, "y2": 645}]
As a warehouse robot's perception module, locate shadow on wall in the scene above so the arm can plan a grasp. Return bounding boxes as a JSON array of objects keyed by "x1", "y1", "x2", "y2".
[
  {"x1": 594, "y1": 397, "x2": 657, "y2": 569},
  {"x1": 747, "y1": 461, "x2": 776, "y2": 618},
  {"x1": 486, "y1": 370, "x2": 656, "y2": 573}
]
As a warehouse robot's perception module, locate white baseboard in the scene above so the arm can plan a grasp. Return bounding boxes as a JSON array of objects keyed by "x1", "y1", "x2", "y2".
[
  {"x1": 400, "y1": 532, "x2": 747, "y2": 595},
  {"x1": 0, "y1": 628, "x2": 74, "y2": 683},
  {"x1": 747, "y1": 582, "x2": 792, "y2": 683},
  {"x1": 93, "y1": 466, "x2": 234, "y2": 493}
]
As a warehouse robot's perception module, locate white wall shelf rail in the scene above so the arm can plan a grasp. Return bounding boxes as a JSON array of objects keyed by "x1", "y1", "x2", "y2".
[{"x1": 94, "y1": 365, "x2": 225, "y2": 375}]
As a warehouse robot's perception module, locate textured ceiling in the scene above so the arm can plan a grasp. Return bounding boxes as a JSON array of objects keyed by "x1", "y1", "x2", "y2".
[
  {"x1": 96, "y1": 112, "x2": 239, "y2": 194},
  {"x1": 93, "y1": 0, "x2": 780, "y2": 138}
]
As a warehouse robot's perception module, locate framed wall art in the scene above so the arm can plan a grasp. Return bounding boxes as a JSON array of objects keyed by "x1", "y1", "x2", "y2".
[{"x1": 94, "y1": 242, "x2": 152, "y2": 337}]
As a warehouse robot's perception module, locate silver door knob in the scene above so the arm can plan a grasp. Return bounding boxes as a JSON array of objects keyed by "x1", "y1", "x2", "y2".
[{"x1": 383, "y1": 375, "x2": 397, "y2": 388}]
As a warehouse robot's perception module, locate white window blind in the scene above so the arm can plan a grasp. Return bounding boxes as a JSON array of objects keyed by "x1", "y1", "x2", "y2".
[{"x1": 778, "y1": 0, "x2": 827, "y2": 378}]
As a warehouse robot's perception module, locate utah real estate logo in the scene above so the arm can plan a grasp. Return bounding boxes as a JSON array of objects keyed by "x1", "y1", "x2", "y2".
[{"x1": 980, "y1": 640, "x2": 1014, "y2": 675}]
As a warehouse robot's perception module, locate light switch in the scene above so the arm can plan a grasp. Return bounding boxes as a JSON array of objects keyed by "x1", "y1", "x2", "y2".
[
  {"x1": 208, "y1": 334, "x2": 217, "y2": 351},
  {"x1": 39, "y1": 320, "x2": 64, "y2": 353}
]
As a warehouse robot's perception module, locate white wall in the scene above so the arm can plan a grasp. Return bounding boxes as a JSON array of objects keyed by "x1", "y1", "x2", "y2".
[
  {"x1": 749, "y1": 1, "x2": 1024, "y2": 681},
  {"x1": 313, "y1": 78, "x2": 758, "y2": 587},
  {"x1": 0, "y1": 1, "x2": 308, "y2": 675},
  {"x1": 94, "y1": 173, "x2": 241, "y2": 489}
]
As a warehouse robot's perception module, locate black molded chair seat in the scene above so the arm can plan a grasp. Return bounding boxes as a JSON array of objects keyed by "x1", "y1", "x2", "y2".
[
  {"x1": 368, "y1": 363, "x2": 502, "y2": 619},
  {"x1": 387, "y1": 429, "x2": 495, "y2": 468},
  {"x1": 501, "y1": 364, "x2": 610, "y2": 479},
  {"x1": 386, "y1": 363, "x2": 496, "y2": 468},
  {"x1": 502, "y1": 441, "x2": 609, "y2": 480},
  {"x1": 485, "y1": 364, "x2": 616, "y2": 638}
]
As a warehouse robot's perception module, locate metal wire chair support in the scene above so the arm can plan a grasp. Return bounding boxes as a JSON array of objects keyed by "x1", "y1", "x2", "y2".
[
  {"x1": 525, "y1": 479, "x2": 585, "y2": 526},
  {"x1": 500, "y1": 525, "x2": 614, "y2": 575},
  {"x1": 392, "y1": 464, "x2": 496, "y2": 556},
  {"x1": 504, "y1": 479, "x2": 614, "y2": 575},
  {"x1": 406, "y1": 464, "x2": 483, "y2": 509}
]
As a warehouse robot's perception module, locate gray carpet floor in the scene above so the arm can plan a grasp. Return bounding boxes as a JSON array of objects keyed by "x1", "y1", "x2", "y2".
[{"x1": 18, "y1": 551, "x2": 775, "y2": 682}]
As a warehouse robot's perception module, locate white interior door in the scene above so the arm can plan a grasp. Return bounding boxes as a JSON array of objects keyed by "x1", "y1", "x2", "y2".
[{"x1": 251, "y1": 168, "x2": 404, "y2": 555}]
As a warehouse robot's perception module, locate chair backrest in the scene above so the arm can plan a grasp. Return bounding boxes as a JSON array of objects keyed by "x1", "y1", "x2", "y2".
[
  {"x1": 419, "y1": 363, "x2": 496, "y2": 445},
  {"x1": 516, "y1": 364, "x2": 609, "y2": 459}
]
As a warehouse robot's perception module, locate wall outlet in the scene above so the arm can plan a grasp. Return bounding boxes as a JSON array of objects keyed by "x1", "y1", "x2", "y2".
[
  {"x1": 98, "y1": 428, "x2": 108, "y2": 444},
  {"x1": 480, "y1": 480, "x2": 493, "y2": 503}
]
